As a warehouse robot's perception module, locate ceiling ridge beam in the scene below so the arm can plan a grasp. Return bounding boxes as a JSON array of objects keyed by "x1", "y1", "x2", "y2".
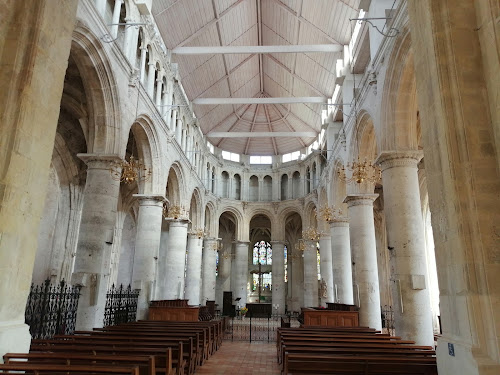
[
  {"x1": 263, "y1": 102, "x2": 279, "y2": 154},
  {"x1": 172, "y1": 44, "x2": 343, "y2": 54},
  {"x1": 244, "y1": 104, "x2": 260, "y2": 154},
  {"x1": 208, "y1": 132, "x2": 316, "y2": 138},
  {"x1": 194, "y1": 97, "x2": 327, "y2": 105}
]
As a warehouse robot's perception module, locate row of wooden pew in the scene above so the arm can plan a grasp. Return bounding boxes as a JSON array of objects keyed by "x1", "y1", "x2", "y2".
[
  {"x1": 0, "y1": 319, "x2": 224, "y2": 374},
  {"x1": 277, "y1": 326, "x2": 438, "y2": 374}
]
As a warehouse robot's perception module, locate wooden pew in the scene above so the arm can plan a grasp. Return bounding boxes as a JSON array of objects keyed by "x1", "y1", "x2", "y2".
[
  {"x1": 0, "y1": 363, "x2": 140, "y2": 374},
  {"x1": 30, "y1": 340, "x2": 184, "y2": 375},
  {"x1": 3, "y1": 353, "x2": 158, "y2": 375},
  {"x1": 283, "y1": 353, "x2": 438, "y2": 374}
]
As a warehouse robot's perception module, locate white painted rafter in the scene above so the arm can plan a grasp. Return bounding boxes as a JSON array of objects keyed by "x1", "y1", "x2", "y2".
[
  {"x1": 208, "y1": 132, "x2": 316, "y2": 138},
  {"x1": 172, "y1": 44, "x2": 343, "y2": 55},
  {"x1": 193, "y1": 97, "x2": 327, "y2": 105}
]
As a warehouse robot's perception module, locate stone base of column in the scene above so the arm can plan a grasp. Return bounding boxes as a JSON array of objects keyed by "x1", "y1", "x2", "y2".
[
  {"x1": 72, "y1": 272, "x2": 108, "y2": 330},
  {"x1": 134, "y1": 280, "x2": 153, "y2": 321},
  {"x1": 0, "y1": 322, "x2": 31, "y2": 360}
]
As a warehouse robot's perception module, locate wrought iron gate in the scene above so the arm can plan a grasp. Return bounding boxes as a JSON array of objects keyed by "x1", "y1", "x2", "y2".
[
  {"x1": 103, "y1": 284, "x2": 140, "y2": 327},
  {"x1": 25, "y1": 279, "x2": 81, "y2": 339},
  {"x1": 224, "y1": 314, "x2": 299, "y2": 342}
]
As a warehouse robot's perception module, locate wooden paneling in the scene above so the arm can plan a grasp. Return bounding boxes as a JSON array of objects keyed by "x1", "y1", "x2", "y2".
[{"x1": 302, "y1": 308, "x2": 359, "y2": 327}]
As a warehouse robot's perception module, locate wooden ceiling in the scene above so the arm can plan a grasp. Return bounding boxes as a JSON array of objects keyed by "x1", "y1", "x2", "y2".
[{"x1": 152, "y1": 0, "x2": 361, "y2": 155}]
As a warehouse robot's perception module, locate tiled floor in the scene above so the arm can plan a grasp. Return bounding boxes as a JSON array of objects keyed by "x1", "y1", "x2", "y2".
[{"x1": 195, "y1": 341, "x2": 281, "y2": 375}]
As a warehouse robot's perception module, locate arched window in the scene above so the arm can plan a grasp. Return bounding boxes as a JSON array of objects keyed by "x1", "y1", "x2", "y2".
[
  {"x1": 252, "y1": 240, "x2": 272, "y2": 265},
  {"x1": 284, "y1": 245, "x2": 288, "y2": 282}
]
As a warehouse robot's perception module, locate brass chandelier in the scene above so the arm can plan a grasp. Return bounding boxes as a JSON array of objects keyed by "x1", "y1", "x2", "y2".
[
  {"x1": 294, "y1": 239, "x2": 306, "y2": 252},
  {"x1": 317, "y1": 205, "x2": 344, "y2": 223},
  {"x1": 302, "y1": 227, "x2": 322, "y2": 242},
  {"x1": 189, "y1": 227, "x2": 207, "y2": 239},
  {"x1": 110, "y1": 155, "x2": 151, "y2": 184},
  {"x1": 337, "y1": 157, "x2": 381, "y2": 184},
  {"x1": 163, "y1": 203, "x2": 188, "y2": 220}
]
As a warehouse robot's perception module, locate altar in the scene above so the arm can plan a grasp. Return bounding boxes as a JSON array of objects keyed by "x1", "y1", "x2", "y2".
[{"x1": 246, "y1": 303, "x2": 272, "y2": 317}]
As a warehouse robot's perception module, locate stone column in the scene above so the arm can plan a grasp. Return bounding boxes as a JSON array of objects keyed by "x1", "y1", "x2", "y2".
[
  {"x1": 139, "y1": 46, "x2": 147, "y2": 84},
  {"x1": 233, "y1": 241, "x2": 249, "y2": 307},
  {"x1": 376, "y1": 151, "x2": 433, "y2": 345},
  {"x1": 175, "y1": 118, "x2": 182, "y2": 145},
  {"x1": 72, "y1": 154, "x2": 122, "y2": 330},
  {"x1": 271, "y1": 241, "x2": 286, "y2": 314},
  {"x1": 110, "y1": 0, "x2": 122, "y2": 38},
  {"x1": 0, "y1": 0, "x2": 77, "y2": 357},
  {"x1": 345, "y1": 194, "x2": 381, "y2": 330},
  {"x1": 330, "y1": 219, "x2": 354, "y2": 304},
  {"x1": 184, "y1": 234, "x2": 203, "y2": 305},
  {"x1": 146, "y1": 62, "x2": 155, "y2": 99},
  {"x1": 122, "y1": 18, "x2": 135, "y2": 62},
  {"x1": 155, "y1": 77, "x2": 163, "y2": 108},
  {"x1": 319, "y1": 236, "x2": 334, "y2": 306},
  {"x1": 163, "y1": 220, "x2": 189, "y2": 299},
  {"x1": 201, "y1": 238, "x2": 218, "y2": 304},
  {"x1": 218, "y1": 241, "x2": 232, "y2": 299},
  {"x1": 131, "y1": 195, "x2": 164, "y2": 320},
  {"x1": 171, "y1": 109, "x2": 178, "y2": 134},
  {"x1": 163, "y1": 80, "x2": 174, "y2": 123},
  {"x1": 303, "y1": 240, "x2": 318, "y2": 307}
]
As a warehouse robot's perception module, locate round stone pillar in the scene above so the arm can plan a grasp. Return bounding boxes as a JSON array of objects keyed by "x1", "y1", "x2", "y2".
[
  {"x1": 218, "y1": 241, "x2": 232, "y2": 301},
  {"x1": 185, "y1": 234, "x2": 203, "y2": 305},
  {"x1": 163, "y1": 220, "x2": 189, "y2": 299},
  {"x1": 330, "y1": 219, "x2": 354, "y2": 304},
  {"x1": 233, "y1": 241, "x2": 249, "y2": 307},
  {"x1": 319, "y1": 236, "x2": 334, "y2": 306},
  {"x1": 201, "y1": 238, "x2": 218, "y2": 304},
  {"x1": 376, "y1": 151, "x2": 433, "y2": 346},
  {"x1": 72, "y1": 154, "x2": 122, "y2": 330},
  {"x1": 271, "y1": 241, "x2": 286, "y2": 314},
  {"x1": 303, "y1": 240, "x2": 318, "y2": 307},
  {"x1": 344, "y1": 194, "x2": 382, "y2": 330},
  {"x1": 131, "y1": 195, "x2": 164, "y2": 319}
]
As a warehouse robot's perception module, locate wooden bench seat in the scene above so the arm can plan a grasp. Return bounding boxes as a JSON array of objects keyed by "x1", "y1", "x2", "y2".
[
  {"x1": 0, "y1": 362, "x2": 140, "y2": 374},
  {"x1": 283, "y1": 353, "x2": 438, "y2": 375}
]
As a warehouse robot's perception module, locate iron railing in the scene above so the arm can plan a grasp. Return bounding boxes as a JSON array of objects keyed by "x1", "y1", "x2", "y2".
[
  {"x1": 103, "y1": 284, "x2": 140, "y2": 327},
  {"x1": 25, "y1": 279, "x2": 81, "y2": 339},
  {"x1": 224, "y1": 314, "x2": 299, "y2": 342}
]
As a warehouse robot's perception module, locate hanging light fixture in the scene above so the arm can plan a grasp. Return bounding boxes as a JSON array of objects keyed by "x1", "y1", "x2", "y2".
[
  {"x1": 295, "y1": 239, "x2": 306, "y2": 252},
  {"x1": 162, "y1": 203, "x2": 188, "y2": 220},
  {"x1": 302, "y1": 227, "x2": 322, "y2": 242},
  {"x1": 317, "y1": 206, "x2": 344, "y2": 223},
  {"x1": 189, "y1": 227, "x2": 207, "y2": 239},
  {"x1": 337, "y1": 157, "x2": 381, "y2": 185},
  {"x1": 110, "y1": 154, "x2": 151, "y2": 184}
]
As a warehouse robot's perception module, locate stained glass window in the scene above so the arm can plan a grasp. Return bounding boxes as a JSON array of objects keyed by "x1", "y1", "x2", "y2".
[
  {"x1": 284, "y1": 245, "x2": 288, "y2": 282},
  {"x1": 317, "y1": 242, "x2": 321, "y2": 280},
  {"x1": 252, "y1": 241, "x2": 272, "y2": 265},
  {"x1": 252, "y1": 272, "x2": 272, "y2": 291},
  {"x1": 216, "y1": 251, "x2": 219, "y2": 277}
]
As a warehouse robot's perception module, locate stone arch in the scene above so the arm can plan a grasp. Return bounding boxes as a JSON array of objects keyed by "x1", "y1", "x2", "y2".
[
  {"x1": 249, "y1": 213, "x2": 273, "y2": 245},
  {"x1": 165, "y1": 161, "x2": 186, "y2": 205},
  {"x1": 218, "y1": 207, "x2": 244, "y2": 240},
  {"x1": 304, "y1": 201, "x2": 318, "y2": 229},
  {"x1": 188, "y1": 188, "x2": 202, "y2": 229},
  {"x1": 204, "y1": 201, "x2": 216, "y2": 237},
  {"x1": 127, "y1": 114, "x2": 163, "y2": 194},
  {"x1": 71, "y1": 23, "x2": 120, "y2": 154},
  {"x1": 380, "y1": 28, "x2": 419, "y2": 151}
]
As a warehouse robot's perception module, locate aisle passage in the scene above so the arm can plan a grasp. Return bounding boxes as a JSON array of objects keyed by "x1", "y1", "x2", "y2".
[{"x1": 195, "y1": 341, "x2": 280, "y2": 375}]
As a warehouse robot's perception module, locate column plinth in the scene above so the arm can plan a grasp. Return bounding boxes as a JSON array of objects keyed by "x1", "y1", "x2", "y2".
[
  {"x1": 344, "y1": 194, "x2": 381, "y2": 330},
  {"x1": 185, "y1": 234, "x2": 203, "y2": 305},
  {"x1": 271, "y1": 241, "x2": 286, "y2": 314},
  {"x1": 162, "y1": 219, "x2": 189, "y2": 299},
  {"x1": 201, "y1": 238, "x2": 218, "y2": 304},
  {"x1": 303, "y1": 240, "x2": 318, "y2": 307},
  {"x1": 131, "y1": 194, "x2": 165, "y2": 320},
  {"x1": 330, "y1": 219, "x2": 354, "y2": 304},
  {"x1": 72, "y1": 154, "x2": 122, "y2": 330},
  {"x1": 376, "y1": 151, "x2": 433, "y2": 345}
]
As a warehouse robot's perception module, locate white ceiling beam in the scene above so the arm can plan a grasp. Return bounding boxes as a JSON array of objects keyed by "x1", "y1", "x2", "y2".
[
  {"x1": 207, "y1": 132, "x2": 316, "y2": 138},
  {"x1": 194, "y1": 97, "x2": 327, "y2": 105},
  {"x1": 172, "y1": 44, "x2": 343, "y2": 55}
]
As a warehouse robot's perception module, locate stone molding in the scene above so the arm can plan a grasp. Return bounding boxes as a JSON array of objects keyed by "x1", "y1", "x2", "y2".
[
  {"x1": 375, "y1": 151, "x2": 423, "y2": 171},
  {"x1": 270, "y1": 240, "x2": 285, "y2": 246},
  {"x1": 344, "y1": 194, "x2": 379, "y2": 207},
  {"x1": 320, "y1": 235, "x2": 332, "y2": 240},
  {"x1": 330, "y1": 220, "x2": 349, "y2": 228},
  {"x1": 233, "y1": 240, "x2": 250, "y2": 245},
  {"x1": 77, "y1": 153, "x2": 122, "y2": 169},
  {"x1": 167, "y1": 219, "x2": 189, "y2": 227},
  {"x1": 133, "y1": 194, "x2": 167, "y2": 206}
]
